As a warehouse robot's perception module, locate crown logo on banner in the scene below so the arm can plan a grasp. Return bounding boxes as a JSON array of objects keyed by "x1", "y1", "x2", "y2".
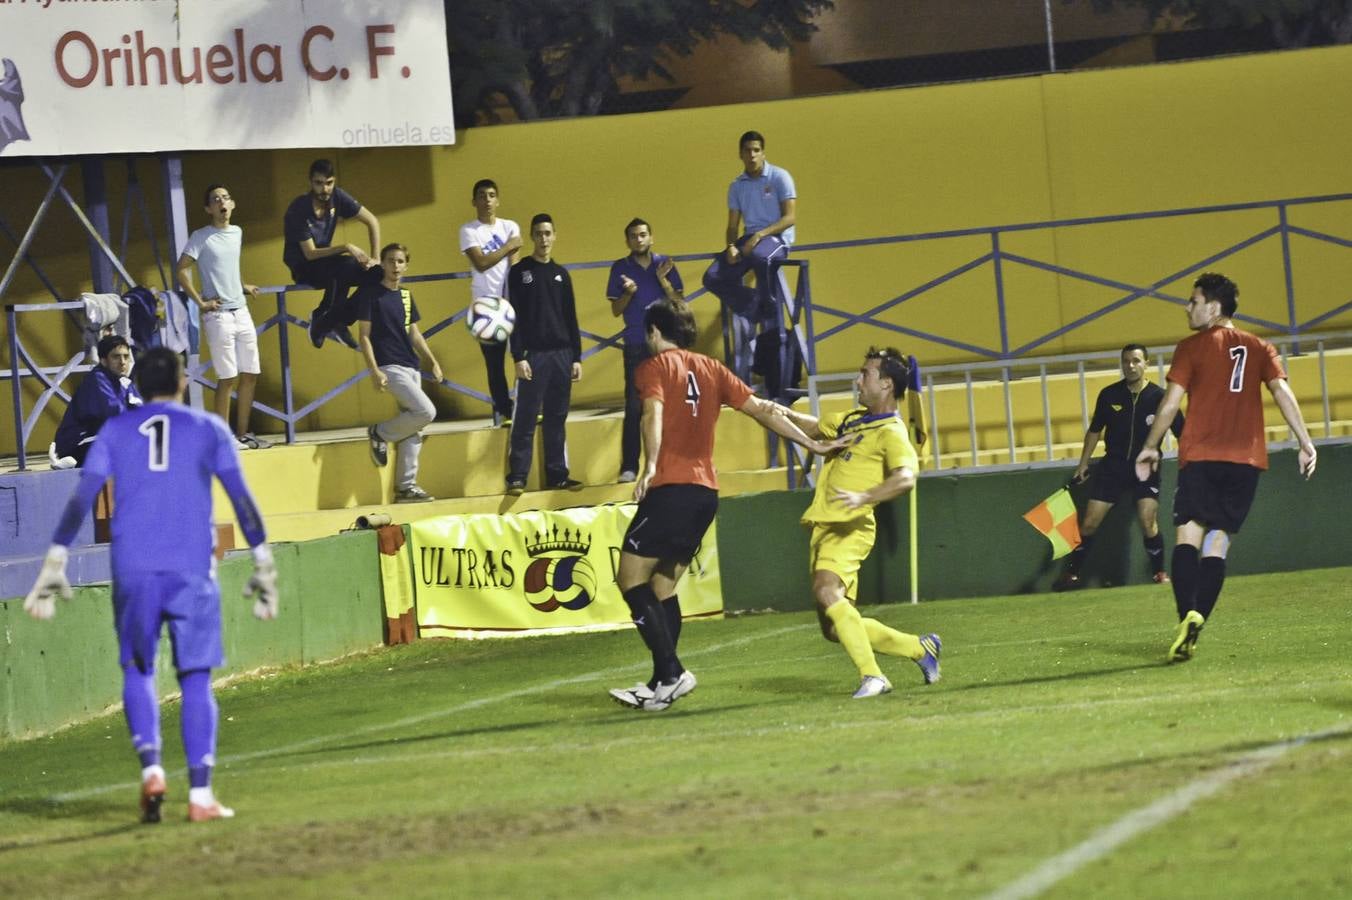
[{"x1": 524, "y1": 523, "x2": 593, "y2": 557}]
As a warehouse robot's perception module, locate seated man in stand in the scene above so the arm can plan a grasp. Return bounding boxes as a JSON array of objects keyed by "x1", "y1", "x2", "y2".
[{"x1": 52, "y1": 334, "x2": 142, "y2": 467}]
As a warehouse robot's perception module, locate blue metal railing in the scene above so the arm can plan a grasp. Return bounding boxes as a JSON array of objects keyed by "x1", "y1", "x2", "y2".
[
  {"x1": 796, "y1": 191, "x2": 1352, "y2": 361},
  {"x1": 9, "y1": 191, "x2": 1352, "y2": 470}
]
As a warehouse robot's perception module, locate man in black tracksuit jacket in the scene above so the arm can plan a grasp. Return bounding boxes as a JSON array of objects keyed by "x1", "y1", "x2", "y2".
[
  {"x1": 505, "y1": 213, "x2": 583, "y2": 494},
  {"x1": 1055, "y1": 343, "x2": 1184, "y2": 590}
]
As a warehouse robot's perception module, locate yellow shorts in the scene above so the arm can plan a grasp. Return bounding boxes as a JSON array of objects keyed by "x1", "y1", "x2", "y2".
[{"x1": 807, "y1": 518, "x2": 876, "y2": 600}]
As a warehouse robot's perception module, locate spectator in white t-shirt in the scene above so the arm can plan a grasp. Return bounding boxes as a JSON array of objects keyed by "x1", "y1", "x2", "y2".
[
  {"x1": 175, "y1": 183, "x2": 269, "y2": 450},
  {"x1": 458, "y1": 178, "x2": 522, "y2": 425}
]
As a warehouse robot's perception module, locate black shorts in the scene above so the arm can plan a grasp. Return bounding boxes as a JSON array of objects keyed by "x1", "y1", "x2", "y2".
[
  {"x1": 623, "y1": 484, "x2": 718, "y2": 565},
  {"x1": 1089, "y1": 456, "x2": 1161, "y2": 504},
  {"x1": 1173, "y1": 461, "x2": 1261, "y2": 534}
]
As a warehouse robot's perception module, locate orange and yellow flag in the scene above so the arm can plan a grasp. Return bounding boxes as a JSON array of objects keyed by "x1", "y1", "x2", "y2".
[{"x1": 1022, "y1": 487, "x2": 1082, "y2": 559}]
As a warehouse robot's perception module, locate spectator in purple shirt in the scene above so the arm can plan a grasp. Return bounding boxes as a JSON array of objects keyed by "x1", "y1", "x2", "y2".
[{"x1": 607, "y1": 218, "x2": 684, "y2": 482}]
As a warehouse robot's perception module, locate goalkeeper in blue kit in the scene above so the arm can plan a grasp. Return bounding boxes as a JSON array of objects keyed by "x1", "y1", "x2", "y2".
[{"x1": 25, "y1": 348, "x2": 278, "y2": 824}]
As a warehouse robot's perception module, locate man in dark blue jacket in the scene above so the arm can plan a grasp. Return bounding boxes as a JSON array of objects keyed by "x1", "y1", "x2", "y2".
[{"x1": 53, "y1": 335, "x2": 142, "y2": 466}]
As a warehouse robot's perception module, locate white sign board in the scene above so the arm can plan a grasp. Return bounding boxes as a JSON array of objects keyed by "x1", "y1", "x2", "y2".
[{"x1": 0, "y1": 0, "x2": 454, "y2": 156}]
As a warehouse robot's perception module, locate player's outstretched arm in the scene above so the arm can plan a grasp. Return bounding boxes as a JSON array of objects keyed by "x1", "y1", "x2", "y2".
[
  {"x1": 769, "y1": 400, "x2": 823, "y2": 439},
  {"x1": 1268, "y1": 377, "x2": 1317, "y2": 479},
  {"x1": 741, "y1": 396, "x2": 841, "y2": 455}
]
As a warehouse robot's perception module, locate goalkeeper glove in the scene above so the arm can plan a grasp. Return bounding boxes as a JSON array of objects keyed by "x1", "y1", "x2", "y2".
[
  {"x1": 244, "y1": 543, "x2": 279, "y2": 620},
  {"x1": 24, "y1": 545, "x2": 72, "y2": 620}
]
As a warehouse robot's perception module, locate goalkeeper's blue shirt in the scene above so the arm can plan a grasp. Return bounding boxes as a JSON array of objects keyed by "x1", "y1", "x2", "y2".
[{"x1": 55, "y1": 401, "x2": 265, "y2": 574}]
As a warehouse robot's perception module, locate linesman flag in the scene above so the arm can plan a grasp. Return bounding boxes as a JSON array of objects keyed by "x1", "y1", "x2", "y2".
[{"x1": 1022, "y1": 487, "x2": 1082, "y2": 559}]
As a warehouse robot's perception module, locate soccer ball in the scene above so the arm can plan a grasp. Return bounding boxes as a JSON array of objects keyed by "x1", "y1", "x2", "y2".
[{"x1": 466, "y1": 296, "x2": 515, "y2": 344}]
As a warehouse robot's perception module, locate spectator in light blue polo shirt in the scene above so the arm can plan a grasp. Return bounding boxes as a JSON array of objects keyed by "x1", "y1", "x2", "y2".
[
  {"x1": 607, "y1": 217, "x2": 684, "y2": 482},
  {"x1": 702, "y1": 131, "x2": 797, "y2": 320},
  {"x1": 702, "y1": 130, "x2": 799, "y2": 392}
]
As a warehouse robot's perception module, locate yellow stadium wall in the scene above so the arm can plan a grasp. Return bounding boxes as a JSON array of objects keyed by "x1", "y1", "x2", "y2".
[{"x1": 6, "y1": 44, "x2": 1352, "y2": 453}]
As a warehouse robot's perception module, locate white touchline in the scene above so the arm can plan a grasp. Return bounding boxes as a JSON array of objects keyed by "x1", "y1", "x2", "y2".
[
  {"x1": 51, "y1": 623, "x2": 813, "y2": 803},
  {"x1": 984, "y1": 725, "x2": 1350, "y2": 900}
]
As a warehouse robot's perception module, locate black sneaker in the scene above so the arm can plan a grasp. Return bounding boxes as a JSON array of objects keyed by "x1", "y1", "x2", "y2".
[
  {"x1": 307, "y1": 310, "x2": 326, "y2": 348},
  {"x1": 505, "y1": 478, "x2": 526, "y2": 496},
  {"x1": 239, "y1": 433, "x2": 272, "y2": 450},
  {"x1": 331, "y1": 325, "x2": 359, "y2": 349},
  {"x1": 367, "y1": 425, "x2": 388, "y2": 467},
  {"x1": 548, "y1": 479, "x2": 583, "y2": 491}
]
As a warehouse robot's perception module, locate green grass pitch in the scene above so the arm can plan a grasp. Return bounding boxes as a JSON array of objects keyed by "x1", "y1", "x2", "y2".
[{"x1": 2, "y1": 567, "x2": 1349, "y2": 898}]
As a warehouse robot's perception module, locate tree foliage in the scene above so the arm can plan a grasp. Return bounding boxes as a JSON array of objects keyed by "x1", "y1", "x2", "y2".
[
  {"x1": 444, "y1": 0, "x2": 833, "y2": 124},
  {"x1": 1086, "y1": 0, "x2": 1352, "y2": 47}
]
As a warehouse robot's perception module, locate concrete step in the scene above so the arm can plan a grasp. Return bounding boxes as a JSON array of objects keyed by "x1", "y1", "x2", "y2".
[
  {"x1": 230, "y1": 467, "x2": 795, "y2": 544},
  {"x1": 213, "y1": 404, "x2": 783, "y2": 522}
]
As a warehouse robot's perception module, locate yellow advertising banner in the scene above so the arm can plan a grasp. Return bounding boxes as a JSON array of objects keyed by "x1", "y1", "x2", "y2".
[{"x1": 410, "y1": 504, "x2": 723, "y2": 637}]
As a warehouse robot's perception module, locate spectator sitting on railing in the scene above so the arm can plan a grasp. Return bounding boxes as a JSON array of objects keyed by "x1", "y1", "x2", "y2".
[
  {"x1": 51, "y1": 335, "x2": 142, "y2": 468},
  {"x1": 176, "y1": 183, "x2": 268, "y2": 451},
  {"x1": 702, "y1": 130, "x2": 797, "y2": 388},
  {"x1": 282, "y1": 158, "x2": 381, "y2": 351}
]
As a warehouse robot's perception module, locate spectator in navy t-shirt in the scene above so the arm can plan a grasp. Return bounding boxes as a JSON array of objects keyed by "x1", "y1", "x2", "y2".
[
  {"x1": 606, "y1": 218, "x2": 683, "y2": 482},
  {"x1": 282, "y1": 158, "x2": 381, "y2": 350},
  {"x1": 356, "y1": 243, "x2": 443, "y2": 504},
  {"x1": 53, "y1": 335, "x2": 143, "y2": 466}
]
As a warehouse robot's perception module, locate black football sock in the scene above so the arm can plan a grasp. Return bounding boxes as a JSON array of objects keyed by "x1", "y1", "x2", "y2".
[
  {"x1": 645, "y1": 595, "x2": 683, "y2": 689},
  {"x1": 623, "y1": 584, "x2": 682, "y2": 683},
  {"x1": 1144, "y1": 533, "x2": 1166, "y2": 575},
  {"x1": 662, "y1": 594, "x2": 683, "y2": 648},
  {"x1": 1171, "y1": 545, "x2": 1200, "y2": 620},
  {"x1": 1195, "y1": 556, "x2": 1227, "y2": 620},
  {"x1": 1064, "y1": 534, "x2": 1095, "y2": 575}
]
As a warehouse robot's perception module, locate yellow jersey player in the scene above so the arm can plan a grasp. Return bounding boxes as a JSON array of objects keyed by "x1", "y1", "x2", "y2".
[{"x1": 778, "y1": 347, "x2": 941, "y2": 698}]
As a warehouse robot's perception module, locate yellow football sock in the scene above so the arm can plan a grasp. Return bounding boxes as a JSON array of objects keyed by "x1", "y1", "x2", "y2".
[
  {"x1": 824, "y1": 602, "x2": 883, "y2": 678},
  {"x1": 862, "y1": 618, "x2": 924, "y2": 660}
]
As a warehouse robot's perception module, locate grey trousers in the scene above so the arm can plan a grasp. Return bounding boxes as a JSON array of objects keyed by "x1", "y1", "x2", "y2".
[{"x1": 375, "y1": 365, "x2": 435, "y2": 490}]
